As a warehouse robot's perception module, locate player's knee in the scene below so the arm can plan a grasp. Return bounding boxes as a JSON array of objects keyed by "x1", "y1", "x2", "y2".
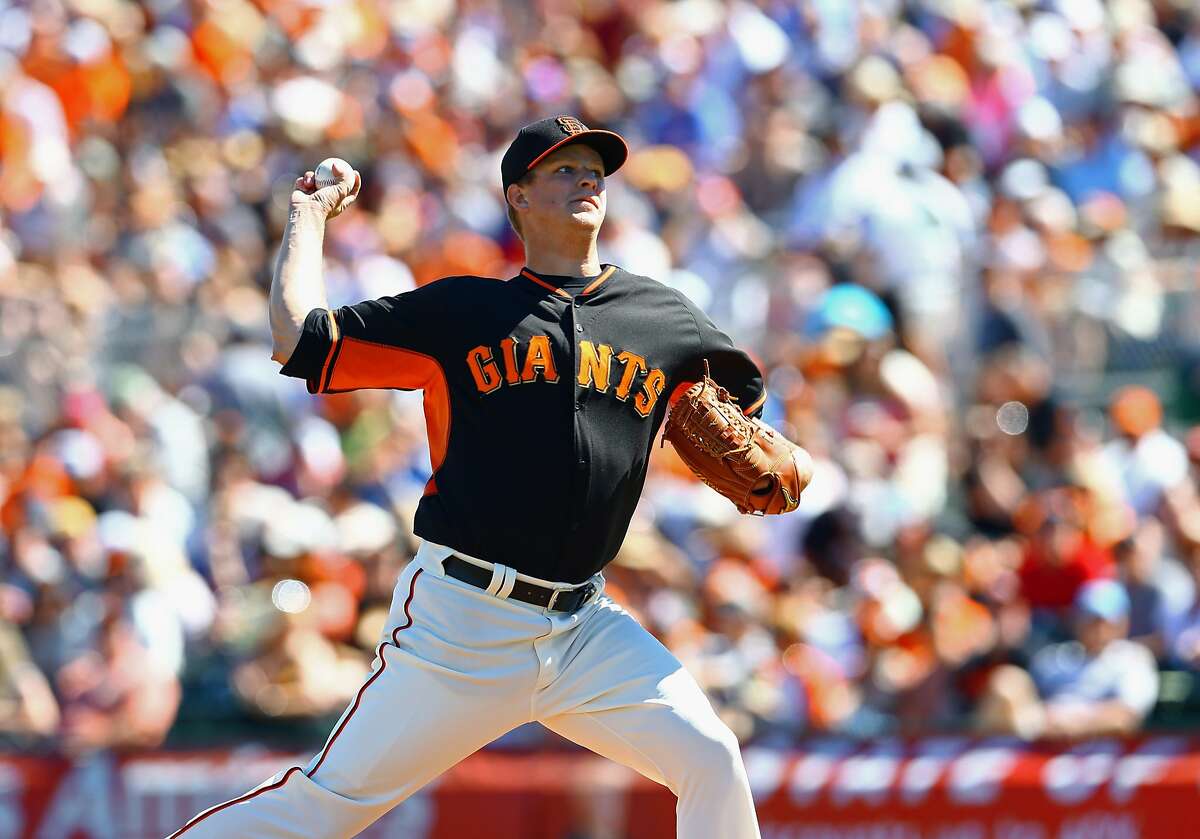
[{"x1": 680, "y1": 721, "x2": 745, "y2": 788}]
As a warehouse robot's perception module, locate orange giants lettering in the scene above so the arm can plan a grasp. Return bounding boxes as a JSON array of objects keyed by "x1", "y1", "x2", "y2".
[
  {"x1": 521, "y1": 335, "x2": 559, "y2": 383},
  {"x1": 634, "y1": 369, "x2": 666, "y2": 417},
  {"x1": 576, "y1": 341, "x2": 614, "y2": 393},
  {"x1": 466, "y1": 345, "x2": 502, "y2": 394}
]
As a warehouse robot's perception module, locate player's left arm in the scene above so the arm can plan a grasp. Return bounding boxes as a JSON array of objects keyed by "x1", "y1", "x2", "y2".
[
  {"x1": 664, "y1": 290, "x2": 813, "y2": 515},
  {"x1": 672, "y1": 295, "x2": 765, "y2": 418}
]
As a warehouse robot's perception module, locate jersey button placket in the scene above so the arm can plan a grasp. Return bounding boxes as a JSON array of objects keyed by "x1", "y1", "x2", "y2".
[
  {"x1": 573, "y1": 297, "x2": 591, "y2": 536},
  {"x1": 572, "y1": 299, "x2": 584, "y2": 411}
]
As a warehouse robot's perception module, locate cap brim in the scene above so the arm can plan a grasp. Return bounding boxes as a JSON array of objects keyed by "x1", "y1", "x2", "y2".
[
  {"x1": 525, "y1": 130, "x2": 629, "y2": 178},
  {"x1": 1077, "y1": 607, "x2": 1123, "y2": 623}
]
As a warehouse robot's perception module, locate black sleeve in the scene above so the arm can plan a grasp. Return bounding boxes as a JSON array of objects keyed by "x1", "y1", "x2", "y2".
[
  {"x1": 674, "y1": 292, "x2": 766, "y2": 418},
  {"x1": 279, "y1": 283, "x2": 447, "y2": 394}
]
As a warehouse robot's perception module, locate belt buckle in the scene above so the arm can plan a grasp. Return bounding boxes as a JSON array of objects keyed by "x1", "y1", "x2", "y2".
[{"x1": 548, "y1": 582, "x2": 596, "y2": 613}]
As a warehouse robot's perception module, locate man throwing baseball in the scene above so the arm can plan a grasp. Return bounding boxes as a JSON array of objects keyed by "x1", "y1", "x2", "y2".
[{"x1": 171, "y1": 116, "x2": 811, "y2": 839}]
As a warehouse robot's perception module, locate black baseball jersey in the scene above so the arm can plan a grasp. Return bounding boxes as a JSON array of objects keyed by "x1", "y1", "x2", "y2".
[{"x1": 281, "y1": 265, "x2": 764, "y2": 583}]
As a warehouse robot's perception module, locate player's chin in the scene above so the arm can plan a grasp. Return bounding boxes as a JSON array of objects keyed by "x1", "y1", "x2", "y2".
[{"x1": 568, "y1": 203, "x2": 604, "y2": 228}]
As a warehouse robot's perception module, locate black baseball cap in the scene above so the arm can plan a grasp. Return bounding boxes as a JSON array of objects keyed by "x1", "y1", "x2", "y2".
[{"x1": 501, "y1": 116, "x2": 628, "y2": 191}]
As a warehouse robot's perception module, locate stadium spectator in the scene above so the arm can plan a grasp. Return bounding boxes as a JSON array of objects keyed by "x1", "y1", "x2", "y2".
[
  {"x1": 1101, "y1": 386, "x2": 1190, "y2": 517},
  {"x1": 0, "y1": 587, "x2": 60, "y2": 746},
  {"x1": 1114, "y1": 518, "x2": 1193, "y2": 657},
  {"x1": 978, "y1": 579, "x2": 1159, "y2": 739},
  {"x1": 54, "y1": 597, "x2": 181, "y2": 755}
]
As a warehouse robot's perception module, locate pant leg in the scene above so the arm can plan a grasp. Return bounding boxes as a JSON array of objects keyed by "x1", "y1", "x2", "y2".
[
  {"x1": 536, "y1": 598, "x2": 761, "y2": 839},
  {"x1": 170, "y1": 562, "x2": 540, "y2": 838}
]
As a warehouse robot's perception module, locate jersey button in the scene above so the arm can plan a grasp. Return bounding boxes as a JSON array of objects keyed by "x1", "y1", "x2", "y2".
[
  {"x1": 576, "y1": 324, "x2": 583, "y2": 333},
  {"x1": 573, "y1": 300, "x2": 582, "y2": 308},
  {"x1": 574, "y1": 401, "x2": 582, "y2": 411}
]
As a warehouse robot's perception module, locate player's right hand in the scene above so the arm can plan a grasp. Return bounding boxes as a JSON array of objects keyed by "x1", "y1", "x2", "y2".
[{"x1": 291, "y1": 165, "x2": 362, "y2": 220}]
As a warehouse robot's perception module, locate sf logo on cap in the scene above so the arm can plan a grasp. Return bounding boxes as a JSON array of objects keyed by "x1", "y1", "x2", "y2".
[{"x1": 556, "y1": 116, "x2": 586, "y2": 135}]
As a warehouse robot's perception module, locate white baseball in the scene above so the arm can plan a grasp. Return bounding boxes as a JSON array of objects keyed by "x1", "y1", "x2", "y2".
[{"x1": 314, "y1": 157, "x2": 353, "y2": 189}]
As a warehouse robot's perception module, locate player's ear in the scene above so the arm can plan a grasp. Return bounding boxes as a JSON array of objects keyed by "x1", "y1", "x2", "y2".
[{"x1": 506, "y1": 183, "x2": 528, "y2": 211}]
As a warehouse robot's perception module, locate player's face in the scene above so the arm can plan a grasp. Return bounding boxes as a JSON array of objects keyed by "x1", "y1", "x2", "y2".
[{"x1": 521, "y1": 144, "x2": 606, "y2": 235}]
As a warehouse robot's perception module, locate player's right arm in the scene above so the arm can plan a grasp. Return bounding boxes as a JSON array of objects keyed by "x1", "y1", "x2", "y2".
[
  {"x1": 278, "y1": 289, "x2": 450, "y2": 395},
  {"x1": 271, "y1": 165, "x2": 459, "y2": 396},
  {"x1": 269, "y1": 166, "x2": 361, "y2": 363}
]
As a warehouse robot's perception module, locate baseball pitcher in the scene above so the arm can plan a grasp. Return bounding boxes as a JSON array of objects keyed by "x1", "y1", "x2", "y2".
[{"x1": 171, "y1": 116, "x2": 812, "y2": 839}]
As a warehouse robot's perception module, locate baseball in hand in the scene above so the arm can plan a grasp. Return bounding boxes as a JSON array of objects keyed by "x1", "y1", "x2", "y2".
[{"x1": 315, "y1": 157, "x2": 353, "y2": 189}]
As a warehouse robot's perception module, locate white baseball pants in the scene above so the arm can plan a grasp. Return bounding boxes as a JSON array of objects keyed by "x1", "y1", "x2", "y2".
[{"x1": 170, "y1": 542, "x2": 761, "y2": 838}]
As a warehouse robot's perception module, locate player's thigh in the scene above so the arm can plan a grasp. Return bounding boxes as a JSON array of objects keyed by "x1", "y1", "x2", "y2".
[
  {"x1": 306, "y1": 566, "x2": 537, "y2": 801},
  {"x1": 536, "y1": 598, "x2": 686, "y2": 717},
  {"x1": 302, "y1": 639, "x2": 528, "y2": 802},
  {"x1": 174, "y1": 571, "x2": 536, "y2": 838},
  {"x1": 538, "y1": 597, "x2": 724, "y2": 723},
  {"x1": 537, "y1": 599, "x2": 736, "y2": 787},
  {"x1": 540, "y1": 665, "x2": 741, "y2": 794}
]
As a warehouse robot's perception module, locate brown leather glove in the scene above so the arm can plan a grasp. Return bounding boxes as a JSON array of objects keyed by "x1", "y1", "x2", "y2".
[{"x1": 663, "y1": 363, "x2": 812, "y2": 515}]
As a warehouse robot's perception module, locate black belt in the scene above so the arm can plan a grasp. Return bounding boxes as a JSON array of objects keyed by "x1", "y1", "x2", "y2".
[{"x1": 443, "y1": 556, "x2": 597, "y2": 613}]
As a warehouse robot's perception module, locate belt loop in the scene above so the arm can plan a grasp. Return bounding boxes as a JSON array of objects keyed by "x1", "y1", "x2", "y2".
[
  {"x1": 484, "y1": 563, "x2": 506, "y2": 596},
  {"x1": 496, "y1": 565, "x2": 518, "y2": 600},
  {"x1": 415, "y1": 541, "x2": 447, "y2": 576}
]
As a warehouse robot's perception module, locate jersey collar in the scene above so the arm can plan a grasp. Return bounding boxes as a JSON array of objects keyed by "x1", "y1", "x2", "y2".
[{"x1": 517, "y1": 264, "x2": 617, "y2": 299}]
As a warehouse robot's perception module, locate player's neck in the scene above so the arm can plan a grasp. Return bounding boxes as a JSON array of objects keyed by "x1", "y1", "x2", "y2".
[{"x1": 522, "y1": 239, "x2": 602, "y2": 278}]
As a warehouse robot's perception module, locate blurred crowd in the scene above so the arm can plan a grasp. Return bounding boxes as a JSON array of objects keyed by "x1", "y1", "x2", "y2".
[{"x1": 2, "y1": 0, "x2": 1200, "y2": 758}]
